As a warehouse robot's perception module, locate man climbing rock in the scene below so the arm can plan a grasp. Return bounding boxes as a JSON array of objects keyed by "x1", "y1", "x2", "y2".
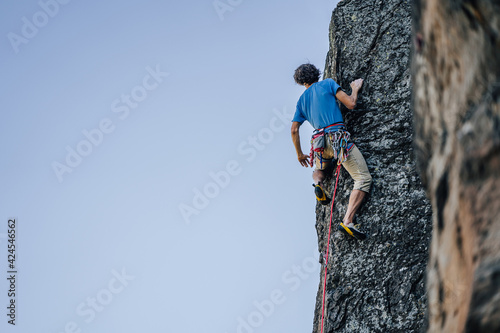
[{"x1": 291, "y1": 63, "x2": 372, "y2": 240}]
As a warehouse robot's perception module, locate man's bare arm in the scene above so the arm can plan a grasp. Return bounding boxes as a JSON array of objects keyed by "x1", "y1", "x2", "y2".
[
  {"x1": 291, "y1": 121, "x2": 310, "y2": 167},
  {"x1": 335, "y1": 78, "x2": 364, "y2": 110}
]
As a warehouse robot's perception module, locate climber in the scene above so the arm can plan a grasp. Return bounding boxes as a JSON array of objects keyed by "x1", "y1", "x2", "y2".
[{"x1": 291, "y1": 64, "x2": 372, "y2": 240}]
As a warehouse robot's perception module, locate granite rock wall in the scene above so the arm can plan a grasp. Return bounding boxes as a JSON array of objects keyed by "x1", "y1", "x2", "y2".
[{"x1": 312, "y1": 1, "x2": 433, "y2": 332}]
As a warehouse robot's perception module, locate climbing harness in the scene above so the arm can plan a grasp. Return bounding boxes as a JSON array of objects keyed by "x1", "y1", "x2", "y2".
[
  {"x1": 310, "y1": 131, "x2": 326, "y2": 168},
  {"x1": 329, "y1": 130, "x2": 351, "y2": 164},
  {"x1": 309, "y1": 123, "x2": 352, "y2": 168},
  {"x1": 319, "y1": 163, "x2": 342, "y2": 333}
]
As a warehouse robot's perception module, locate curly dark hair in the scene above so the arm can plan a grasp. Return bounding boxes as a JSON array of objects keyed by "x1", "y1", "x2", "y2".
[{"x1": 294, "y1": 64, "x2": 321, "y2": 85}]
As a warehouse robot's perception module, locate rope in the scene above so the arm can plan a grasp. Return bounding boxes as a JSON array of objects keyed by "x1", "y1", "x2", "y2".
[{"x1": 320, "y1": 163, "x2": 342, "y2": 333}]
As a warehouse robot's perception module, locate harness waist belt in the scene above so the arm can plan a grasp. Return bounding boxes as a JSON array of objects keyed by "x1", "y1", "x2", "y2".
[{"x1": 313, "y1": 122, "x2": 346, "y2": 134}]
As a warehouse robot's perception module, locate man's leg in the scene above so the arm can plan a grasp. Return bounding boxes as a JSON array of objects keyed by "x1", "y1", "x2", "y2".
[
  {"x1": 313, "y1": 169, "x2": 326, "y2": 185},
  {"x1": 343, "y1": 189, "x2": 367, "y2": 227},
  {"x1": 312, "y1": 150, "x2": 333, "y2": 185},
  {"x1": 312, "y1": 155, "x2": 333, "y2": 204},
  {"x1": 341, "y1": 145, "x2": 372, "y2": 227}
]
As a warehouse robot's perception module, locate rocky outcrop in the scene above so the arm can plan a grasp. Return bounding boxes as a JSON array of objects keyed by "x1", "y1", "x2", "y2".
[
  {"x1": 312, "y1": 0, "x2": 432, "y2": 332},
  {"x1": 412, "y1": 0, "x2": 500, "y2": 332}
]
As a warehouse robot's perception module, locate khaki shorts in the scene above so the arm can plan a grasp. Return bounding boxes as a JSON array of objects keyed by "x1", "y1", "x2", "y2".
[{"x1": 315, "y1": 144, "x2": 372, "y2": 193}]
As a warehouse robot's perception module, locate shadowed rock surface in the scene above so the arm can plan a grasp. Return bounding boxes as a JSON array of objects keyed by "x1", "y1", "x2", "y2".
[
  {"x1": 312, "y1": 0, "x2": 432, "y2": 332},
  {"x1": 413, "y1": 0, "x2": 500, "y2": 332}
]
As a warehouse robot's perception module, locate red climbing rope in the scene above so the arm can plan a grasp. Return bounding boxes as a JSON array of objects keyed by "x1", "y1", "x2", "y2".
[{"x1": 320, "y1": 163, "x2": 342, "y2": 333}]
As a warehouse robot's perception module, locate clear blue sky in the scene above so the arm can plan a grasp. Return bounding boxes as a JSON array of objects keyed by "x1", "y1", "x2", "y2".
[{"x1": 0, "y1": 1, "x2": 339, "y2": 332}]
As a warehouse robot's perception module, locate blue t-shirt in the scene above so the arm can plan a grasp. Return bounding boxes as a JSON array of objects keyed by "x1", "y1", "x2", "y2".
[{"x1": 292, "y1": 78, "x2": 343, "y2": 130}]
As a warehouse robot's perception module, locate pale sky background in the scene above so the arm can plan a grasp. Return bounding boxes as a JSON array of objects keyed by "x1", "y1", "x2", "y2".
[{"x1": 0, "y1": 1, "x2": 340, "y2": 332}]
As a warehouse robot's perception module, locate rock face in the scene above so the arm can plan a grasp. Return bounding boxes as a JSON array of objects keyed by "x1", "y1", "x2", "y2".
[
  {"x1": 312, "y1": 0, "x2": 433, "y2": 332},
  {"x1": 412, "y1": 0, "x2": 500, "y2": 332}
]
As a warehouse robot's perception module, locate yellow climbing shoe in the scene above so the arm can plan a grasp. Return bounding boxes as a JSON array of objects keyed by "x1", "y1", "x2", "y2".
[
  {"x1": 338, "y1": 222, "x2": 367, "y2": 240},
  {"x1": 313, "y1": 184, "x2": 331, "y2": 205}
]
